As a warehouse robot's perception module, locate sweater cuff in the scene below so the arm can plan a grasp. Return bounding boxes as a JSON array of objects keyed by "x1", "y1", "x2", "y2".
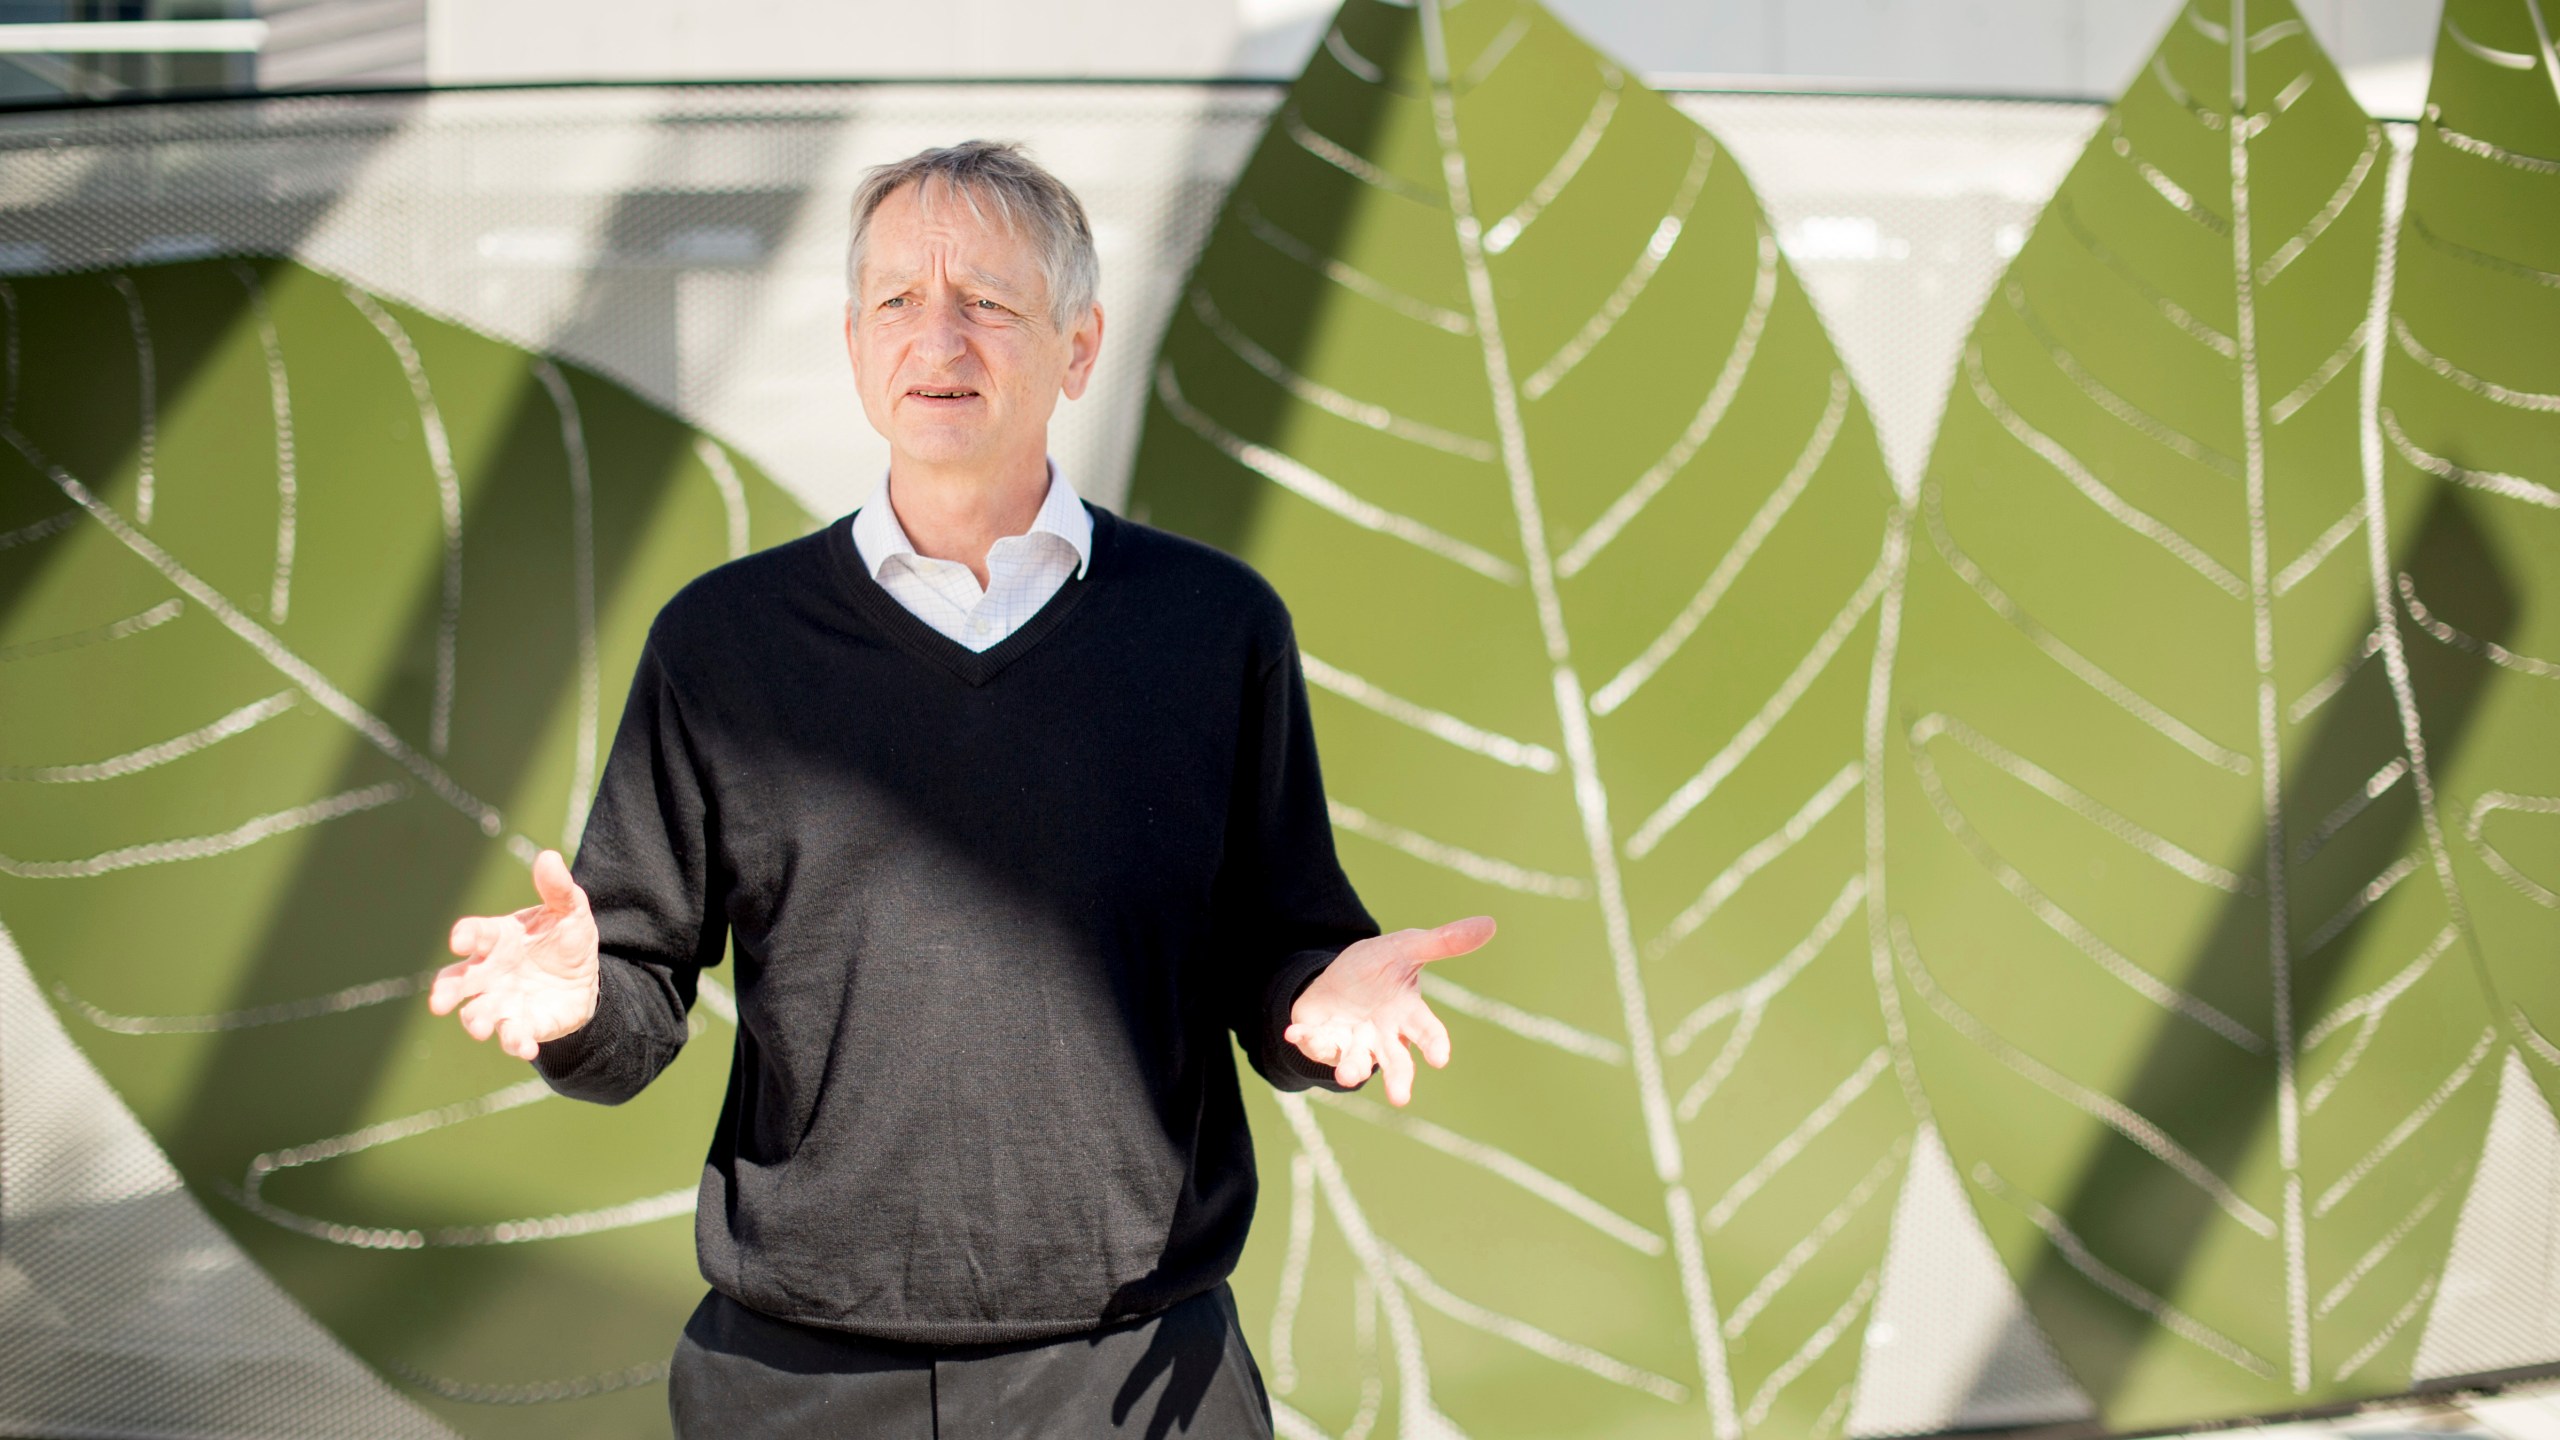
[
  {"x1": 533, "y1": 955, "x2": 643, "y2": 1102},
  {"x1": 1258, "y1": 945, "x2": 1365, "y2": 1093}
]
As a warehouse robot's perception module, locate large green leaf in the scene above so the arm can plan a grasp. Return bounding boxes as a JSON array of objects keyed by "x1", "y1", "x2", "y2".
[
  {"x1": 1129, "y1": 2, "x2": 1905, "y2": 1434},
  {"x1": 0, "y1": 257, "x2": 810, "y2": 1438},
  {"x1": 2378, "y1": 2, "x2": 2560, "y2": 1119},
  {"x1": 1881, "y1": 0, "x2": 2505, "y2": 1425}
]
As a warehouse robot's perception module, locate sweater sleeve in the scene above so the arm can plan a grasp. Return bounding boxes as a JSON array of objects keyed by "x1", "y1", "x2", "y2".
[
  {"x1": 535, "y1": 635, "x2": 728, "y2": 1104},
  {"x1": 1224, "y1": 623, "x2": 1381, "y2": 1092}
]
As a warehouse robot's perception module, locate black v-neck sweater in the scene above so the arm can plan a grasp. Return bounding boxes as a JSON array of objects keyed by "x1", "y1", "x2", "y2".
[{"x1": 536, "y1": 505, "x2": 1377, "y2": 1343}]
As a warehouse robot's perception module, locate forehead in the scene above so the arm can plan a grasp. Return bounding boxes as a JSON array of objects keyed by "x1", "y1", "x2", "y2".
[{"x1": 859, "y1": 180, "x2": 1047, "y2": 292}]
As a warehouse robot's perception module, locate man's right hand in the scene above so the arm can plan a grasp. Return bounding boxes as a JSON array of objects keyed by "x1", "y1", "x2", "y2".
[{"x1": 431, "y1": 848, "x2": 601, "y2": 1062}]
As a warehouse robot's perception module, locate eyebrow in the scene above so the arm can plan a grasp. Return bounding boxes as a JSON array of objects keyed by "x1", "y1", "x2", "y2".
[{"x1": 866, "y1": 266, "x2": 1030, "y2": 294}]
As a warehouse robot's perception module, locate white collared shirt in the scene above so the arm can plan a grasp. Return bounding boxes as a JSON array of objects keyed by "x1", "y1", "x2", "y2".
[{"x1": 850, "y1": 463, "x2": 1093, "y2": 653}]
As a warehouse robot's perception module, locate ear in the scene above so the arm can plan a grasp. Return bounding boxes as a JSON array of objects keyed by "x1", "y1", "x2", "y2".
[
  {"x1": 1059, "y1": 302, "x2": 1104, "y2": 403},
  {"x1": 842, "y1": 300, "x2": 859, "y2": 381}
]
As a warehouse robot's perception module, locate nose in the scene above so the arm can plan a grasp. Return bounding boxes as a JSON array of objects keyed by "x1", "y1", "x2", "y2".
[{"x1": 914, "y1": 295, "x2": 971, "y2": 368}]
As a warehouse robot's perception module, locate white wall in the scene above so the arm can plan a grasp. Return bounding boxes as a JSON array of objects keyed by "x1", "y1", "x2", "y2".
[{"x1": 420, "y1": 0, "x2": 2442, "y2": 114}]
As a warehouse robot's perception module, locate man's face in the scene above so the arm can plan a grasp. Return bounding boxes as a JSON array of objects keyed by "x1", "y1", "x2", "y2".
[{"x1": 845, "y1": 182, "x2": 1103, "y2": 475}]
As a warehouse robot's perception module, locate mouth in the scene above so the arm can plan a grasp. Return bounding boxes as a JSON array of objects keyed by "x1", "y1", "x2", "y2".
[{"x1": 906, "y1": 386, "x2": 980, "y2": 402}]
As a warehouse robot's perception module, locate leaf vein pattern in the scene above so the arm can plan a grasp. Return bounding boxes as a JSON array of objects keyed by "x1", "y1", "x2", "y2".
[
  {"x1": 1966, "y1": 345, "x2": 2245, "y2": 596},
  {"x1": 1891, "y1": 918, "x2": 2276, "y2": 1233},
  {"x1": 1667, "y1": 873, "x2": 1864, "y2": 1056},
  {"x1": 2294, "y1": 756, "x2": 2405, "y2": 866},
  {"x1": 2393, "y1": 314, "x2": 2560, "y2": 412},
  {"x1": 2106, "y1": 113, "x2": 2232, "y2": 234},
  {"x1": 1738, "y1": 1269, "x2": 1877, "y2": 1430},
  {"x1": 1317, "y1": 1094, "x2": 1665, "y2": 1253},
  {"x1": 1913, "y1": 711, "x2": 2255, "y2": 892},
  {"x1": 2331, "y1": 1275, "x2": 2437, "y2": 1381},
  {"x1": 2258, "y1": 123, "x2": 2381, "y2": 282},
  {"x1": 2053, "y1": 198, "x2": 2238, "y2": 357},
  {"x1": 344, "y1": 286, "x2": 465, "y2": 757},
  {"x1": 1592, "y1": 370, "x2": 1850, "y2": 717},
  {"x1": 1721, "y1": 1139, "x2": 1905, "y2": 1339},
  {"x1": 235, "y1": 263, "x2": 299, "y2": 623},
  {"x1": 2004, "y1": 283, "x2": 2241, "y2": 475},
  {"x1": 0, "y1": 781, "x2": 405, "y2": 879},
  {"x1": 1387, "y1": 1248, "x2": 1688, "y2": 1402},
  {"x1": 1330, "y1": 797, "x2": 1587, "y2": 897},
  {"x1": 2399, "y1": 572, "x2": 2560, "y2": 678},
  {"x1": 532, "y1": 358, "x2": 601, "y2": 850},
  {"x1": 0, "y1": 596, "x2": 182, "y2": 662},
  {"x1": 2270, "y1": 321, "x2": 2369, "y2": 424},
  {"x1": 1904, "y1": 723, "x2": 2265, "y2": 1046},
  {"x1": 1413, "y1": 3, "x2": 1732, "y2": 1425},
  {"x1": 1702, "y1": 1047, "x2": 1887, "y2": 1232},
  {"x1": 1650, "y1": 763, "x2": 1864, "y2": 959},
  {"x1": 1675, "y1": 882, "x2": 1867, "y2": 1120},
  {"x1": 2382, "y1": 406, "x2": 2560, "y2": 508},
  {"x1": 1286, "y1": 105, "x2": 1441, "y2": 203},
  {"x1": 2410, "y1": 210, "x2": 2560, "y2": 288},
  {"x1": 1483, "y1": 63, "x2": 1622, "y2": 254},
  {"x1": 1521, "y1": 135, "x2": 1716, "y2": 400},
  {"x1": 0, "y1": 690, "x2": 297, "y2": 782},
  {"x1": 1302, "y1": 651, "x2": 1560, "y2": 772},
  {"x1": 0, "y1": 422, "x2": 510, "y2": 835},
  {"x1": 2303, "y1": 924, "x2": 2460, "y2": 1116},
  {"x1": 2467, "y1": 793, "x2": 2560, "y2": 907},
  {"x1": 1924, "y1": 482, "x2": 2251, "y2": 770},
  {"x1": 1973, "y1": 1161, "x2": 2278, "y2": 1375},
  {"x1": 2272, "y1": 500, "x2": 2368, "y2": 595},
  {"x1": 2315, "y1": 1172, "x2": 2457, "y2": 1317},
  {"x1": 1555, "y1": 228, "x2": 1780, "y2": 577},
  {"x1": 1240, "y1": 202, "x2": 1474, "y2": 334},
  {"x1": 1154, "y1": 363, "x2": 1520, "y2": 582},
  {"x1": 2312, "y1": 1028, "x2": 2495, "y2": 1217},
  {"x1": 693, "y1": 437, "x2": 754, "y2": 560},
  {"x1": 1189, "y1": 288, "x2": 1494, "y2": 460},
  {"x1": 1620, "y1": 562, "x2": 1887, "y2": 857},
  {"x1": 1421, "y1": 972, "x2": 1624, "y2": 1064},
  {"x1": 54, "y1": 965, "x2": 432, "y2": 1034},
  {"x1": 108, "y1": 273, "x2": 157, "y2": 526}
]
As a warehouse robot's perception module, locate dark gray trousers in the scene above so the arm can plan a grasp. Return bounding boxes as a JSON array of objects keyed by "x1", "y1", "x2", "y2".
[{"x1": 668, "y1": 1285, "x2": 1275, "y2": 1439}]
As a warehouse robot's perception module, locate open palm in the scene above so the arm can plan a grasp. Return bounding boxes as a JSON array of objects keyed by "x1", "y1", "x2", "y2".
[
  {"x1": 430, "y1": 848, "x2": 601, "y2": 1061},
  {"x1": 1284, "y1": 916, "x2": 1495, "y2": 1106}
]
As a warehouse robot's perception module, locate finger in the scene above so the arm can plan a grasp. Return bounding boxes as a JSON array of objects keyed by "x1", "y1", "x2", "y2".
[
  {"x1": 458, "y1": 993, "x2": 502, "y2": 1043},
  {"x1": 531, "y1": 848, "x2": 585, "y2": 916},
  {"x1": 1286, "y1": 1022, "x2": 1340, "y2": 1066},
  {"x1": 449, "y1": 915, "x2": 496, "y2": 958},
  {"x1": 1405, "y1": 1002, "x2": 1453, "y2": 1069},
  {"x1": 1378, "y1": 1025, "x2": 1417, "y2": 1106},
  {"x1": 1333, "y1": 1024, "x2": 1378, "y2": 1090},
  {"x1": 495, "y1": 1015, "x2": 540, "y2": 1063},
  {"x1": 1400, "y1": 915, "x2": 1497, "y2": 965},
  {"x1": 427, "y1": 956, "x2": 487, "y2": 1015}
]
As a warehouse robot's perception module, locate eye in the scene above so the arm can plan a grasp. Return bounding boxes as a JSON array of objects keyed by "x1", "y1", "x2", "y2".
[
  {"x1": 879, "y1": 295, "x2": 907, "y2": 309},
  {"x1": 975, "y1": 298, "x2": 1004, "y2": 311}
]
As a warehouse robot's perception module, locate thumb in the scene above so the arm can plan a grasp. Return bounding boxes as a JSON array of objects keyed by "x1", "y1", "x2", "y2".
[
  {"x1": 531, "y1": 849, "x2": 584, "y2": 915},
  {"x1": 1405, "y1": 915, "x2": 1496, "y2": 964}
]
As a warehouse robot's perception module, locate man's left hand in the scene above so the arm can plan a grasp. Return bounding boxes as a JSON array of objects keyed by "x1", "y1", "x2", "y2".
[{"x1": 1285, "y1": 917, "x2": 1495, "y2": 1106}]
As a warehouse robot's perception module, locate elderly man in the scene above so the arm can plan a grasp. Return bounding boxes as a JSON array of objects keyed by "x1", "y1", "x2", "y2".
[{"x1": 430, "y1": 141, "x2": 1493, "y2": 1437}]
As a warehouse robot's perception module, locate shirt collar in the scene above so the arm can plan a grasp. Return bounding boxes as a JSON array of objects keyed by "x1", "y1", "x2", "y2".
[{"x1": 851, "y1": 461, "x2": 1092, "y2": 580}]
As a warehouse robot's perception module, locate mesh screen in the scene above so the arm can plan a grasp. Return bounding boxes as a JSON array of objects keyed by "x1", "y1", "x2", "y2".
[{"x1": 4, "y1": 79, "x2": 2552, "y2": 1439}]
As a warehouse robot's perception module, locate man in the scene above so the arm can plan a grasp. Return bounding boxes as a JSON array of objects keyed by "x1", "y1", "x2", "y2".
[{"x1": 430, "y1": 140, "x2": 1493, "y2": 1437}]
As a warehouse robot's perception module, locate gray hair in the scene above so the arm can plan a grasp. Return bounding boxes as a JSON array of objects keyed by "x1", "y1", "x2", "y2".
[{"x1": 845, "y1": 140, "x2": 1099, "y2": 331}]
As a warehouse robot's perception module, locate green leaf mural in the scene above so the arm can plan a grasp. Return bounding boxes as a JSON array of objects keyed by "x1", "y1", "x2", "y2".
[
  {"x1": 2379, "y1": 2, "x2": 2560, "y2": 1123},
  {"x1": 1129, "y1": 1, "x2": 1905, "y2": 1434},
  {"x1": 0, "y1": 257, "x2": 810, "y2": 1438},
  {"x1": 1882, "y1": 0, "x2": 2512, "y2": 1425}
]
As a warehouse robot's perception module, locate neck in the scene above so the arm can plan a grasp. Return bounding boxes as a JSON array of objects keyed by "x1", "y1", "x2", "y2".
[{"x1": 884, "y1": 448, "x2": 1051, "y2": 586}]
